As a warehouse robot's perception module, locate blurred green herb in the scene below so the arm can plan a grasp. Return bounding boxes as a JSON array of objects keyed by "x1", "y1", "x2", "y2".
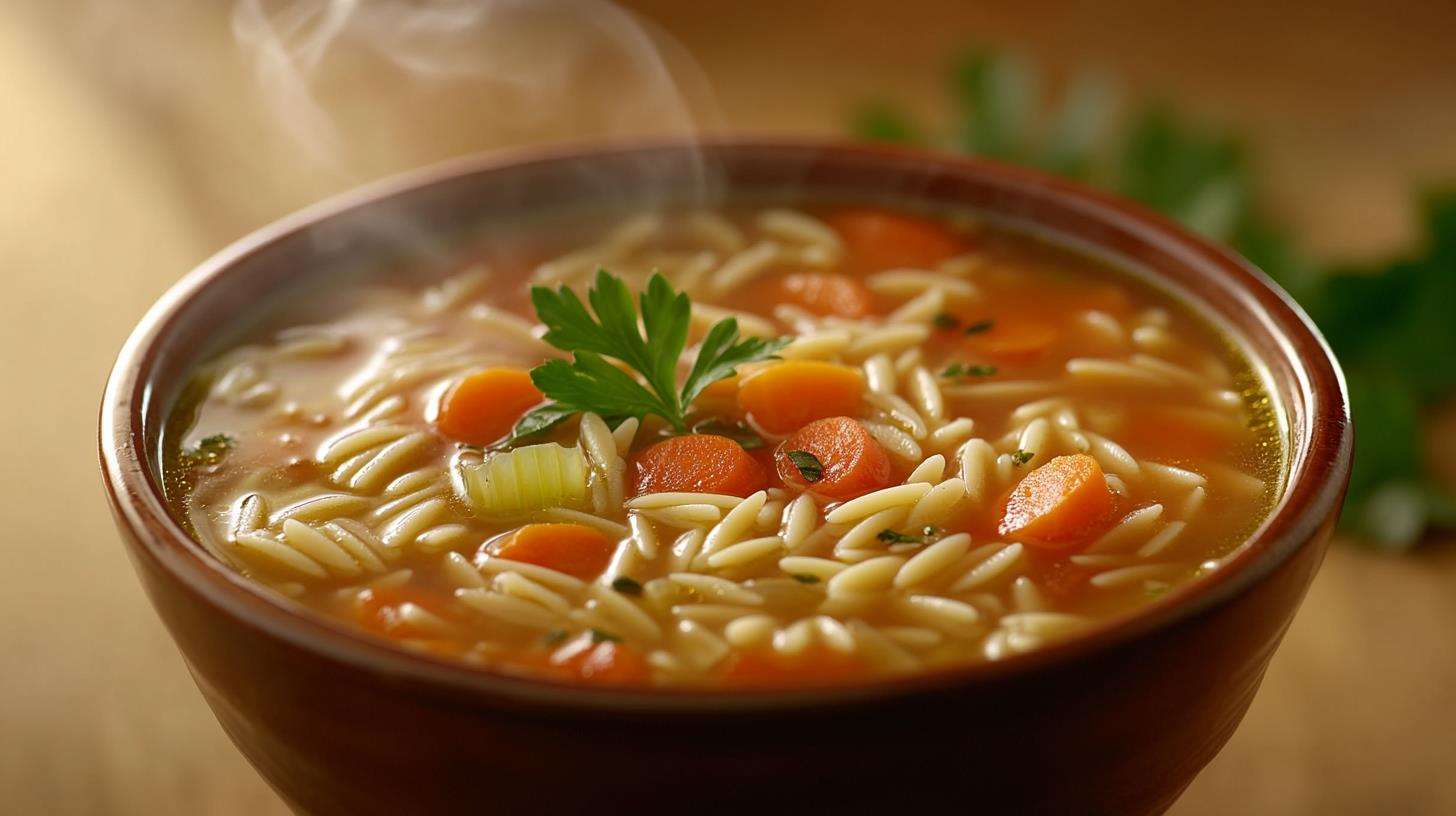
[
  {"x1": 853, "y1": 48, "x2": 1456, "y2": 550},
  {"x1": 942, "y1": 362, "x2": 998, "y2": 379},
  {"x1": 180, "y1": 433, "x2": 233, "y2": 467},
  {"x1": 932, "y1": 311, "x2": 961, "y2": 330},
  {"x1": 610, "y1": 576, "x2": 644, "y2": 596}
]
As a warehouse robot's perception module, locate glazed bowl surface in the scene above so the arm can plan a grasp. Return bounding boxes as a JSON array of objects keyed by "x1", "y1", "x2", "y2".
[{"x1": 100, "y1": 140, "x2": 1351, "y2": 815}]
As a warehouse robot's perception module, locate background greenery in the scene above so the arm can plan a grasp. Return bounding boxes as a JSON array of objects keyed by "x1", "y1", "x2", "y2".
[{"x1": 854, "y1": 50, "x2": 1456, "y2": 549}]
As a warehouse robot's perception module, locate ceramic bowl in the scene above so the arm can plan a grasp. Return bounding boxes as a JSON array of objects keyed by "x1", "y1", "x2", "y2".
[{"x1": 100, "y1": 141, "x2": 1351, "y2": 815}]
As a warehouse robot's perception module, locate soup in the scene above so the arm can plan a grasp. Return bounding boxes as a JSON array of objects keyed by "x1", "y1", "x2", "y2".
[{"x1": 165, "y1": 205, "x2": 1281, "y2": 688}]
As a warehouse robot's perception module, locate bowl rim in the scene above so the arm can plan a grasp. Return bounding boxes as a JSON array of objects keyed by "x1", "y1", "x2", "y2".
[{"x1": 99, "y1": 137, "x2": 1352, "y2": 714}]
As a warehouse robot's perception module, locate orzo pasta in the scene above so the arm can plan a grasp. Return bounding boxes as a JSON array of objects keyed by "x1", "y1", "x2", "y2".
[{"x1": 164, "y1": 204, "x2": 1282, "y2": 688}]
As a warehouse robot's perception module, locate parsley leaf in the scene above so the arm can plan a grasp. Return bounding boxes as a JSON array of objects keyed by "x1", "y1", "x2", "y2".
[
  {"x1": 963, "y1": 319, "x2": 995, "y2": 335},
  {"x1": 785, "y1": 450, "x2": 824, "y2": 482},
  {"x1": 522, "y1": 270, "x2": 787, "y2": 435},
  {"x1": 504, "y1": 402, "x2": 578, "y2": 446},
  {"x1": 680, "y1": 314, "x2": 788, "y2": 410},
  {"x1": 589, "y1": 628, "x2": 621, "y2": 644},
  {"x1": 1011, "y1": 449, "x2": 1035, "y2": 466}
]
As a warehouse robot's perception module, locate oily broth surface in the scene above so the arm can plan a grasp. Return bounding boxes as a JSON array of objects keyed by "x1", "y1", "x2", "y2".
[{"x1": 166, "y1": 205, "x2": 1281, "y2": 687}]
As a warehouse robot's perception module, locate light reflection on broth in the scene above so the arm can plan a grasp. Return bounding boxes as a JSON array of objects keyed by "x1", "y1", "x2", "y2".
[{"x1": 165, "y1": 204, "x2": 1282, "y2": 688}]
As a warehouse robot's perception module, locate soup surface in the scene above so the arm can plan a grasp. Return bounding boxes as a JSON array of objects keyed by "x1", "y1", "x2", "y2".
[{"x1": 167, "y1": 204, "x2": 1281, "y2": 688}]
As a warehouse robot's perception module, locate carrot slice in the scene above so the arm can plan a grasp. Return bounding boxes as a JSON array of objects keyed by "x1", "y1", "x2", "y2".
[
  {"x1": 825, "y1": 208, "x2": 965, "y2": 272},
  {"x1": 435, "y1": 367, "x2": 544, "y2": 446},
  {"x1": 1032, "y1": 556, "x2": 1095, "y2": 605},
  {"x1": 719, "y1": 646, "x2": 868, "y2": 688},
  {"x1": 560, "y1": 640, "x2": 651, "y2": 685},
  {"x1": 492, "y1": 523, "x2": 616, "y2": 580},
  {"x1": 965, "y1": 318, "x2": 1060, "y2": 365},
  {"x1": 764, "y1": 272, "x2": 877, "y2": 318},
  {"x1": 737, "y1": 360, "x2": 865, "y2": 435},
  {"x1": 998, "y1": 454, "x2": 1116, "y2": 549},
  {"x1": 775, "y1": 416, "x2": 892, "y2": 501},
  {"x1": 690, "y1": 375, "x2": 741, "y2": 414},
  {"x1": 352, "y1": 585, "x2": 459, "y2": 639},
  {"x1": 501, "y1": 636, "x2": 652, "y2": 686},
  {"x1": 630, "y1": 434, "x2": 766, "y2": 497}
]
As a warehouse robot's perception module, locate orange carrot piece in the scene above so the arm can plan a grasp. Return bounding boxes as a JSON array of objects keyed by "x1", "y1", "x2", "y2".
[
  {"x1": 775, "y1": 416, "x2": 892, "y2": 501},
  {"x1": 492, "y1": 523, "x2": 616, "y2": 580},
  {"x1": 501, "y1": 637, "x2": 652, "y2": 686},
  {"x1": 965, "y1": 318, "x2": 1060, "y2": 365},
  {"x1": 719, "y1": 646, "x2": 869, "y2": 688},
  {"x1": 998, "y1": 454, "x2": 1116, "y2": 549},
  {"x1": 737, "y1": 360, "x2": 865, "y2": 435},
  {"x1": 765, "y1": 272, "x2": 877, "y2": 318},
  {"x1": 352, "y1": 586, "x2": 459, "y2": 639},
  {"x1": 1033, "y1": 557, "x2": 1095, "y2": 605},
  {"x1": 435, "y1": 367, "x2": 544, "y2": 446},
  {"x1": 561, "y1": 640, "x2": 651, "y2": 685},
  {"x1": 494, "y1": 651, "x2": 575, "y2": 682},
  {"x1": 825, "y1": 208, "x2": 965, "y2": 272},
  {"x1": 630, "y1": 434, "x2": 767, "y2": 497},
  {"x1": 690, "y1": 375, "x2": 741, "y2": 413}
]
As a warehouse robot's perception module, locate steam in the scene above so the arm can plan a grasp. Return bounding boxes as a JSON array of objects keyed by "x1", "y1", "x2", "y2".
[{"x1": 230, "y1": 0, "x2": 720, "y2": 178}]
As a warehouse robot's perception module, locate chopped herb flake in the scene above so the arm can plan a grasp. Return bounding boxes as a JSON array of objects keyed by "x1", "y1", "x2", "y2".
[
  {"x1": 877, "y1": 526, "x2": 942, "y2": 545},
  {"x1": 543, "y1": 629, "x2": 569, "y2": 645},
  {"x1": 181, "y1": 433, "x2": 234, "y2": 467},
  {"x1": 610, "y1": 576, "x2": 644, "y2": 596},
  {"x1": 589, "y1": 627, "x2": 621, "y2": 644},
  {"x1": 942, "y1": 362, "x2": 998, "y2": 378},
  {"x1": 932, "y1": 312, "x2": 961, "y2": 330},
  {"x1": 785, "y1": 449, "x2": 824, "y2": 483},
  {"x1": 963, "y1": 319, "x2": 995, "y2": 335},
  {"x1": 1011, "y1": 449, "x2": 1035, "y2": 466},
  {"x1": 791, "y1": 573, "x2": 821, "y2": 584}
]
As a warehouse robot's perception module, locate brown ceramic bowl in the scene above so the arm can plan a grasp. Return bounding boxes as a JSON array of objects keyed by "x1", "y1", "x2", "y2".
[{"x1": 100, "y1": 141, "x2": 1350, "y2": 815}]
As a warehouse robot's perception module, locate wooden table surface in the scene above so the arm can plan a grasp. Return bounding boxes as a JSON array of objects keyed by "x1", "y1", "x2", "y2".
[{"x1": 3, "y1": 2, "x2": 1454, "y2": 813}]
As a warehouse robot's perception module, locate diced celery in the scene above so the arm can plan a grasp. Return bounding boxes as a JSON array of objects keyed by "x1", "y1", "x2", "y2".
[{"x1": 465, "y1": 443, "x2": 590, "y2": 517}]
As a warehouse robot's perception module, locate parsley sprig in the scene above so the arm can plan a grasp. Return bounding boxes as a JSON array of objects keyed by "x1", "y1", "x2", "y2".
[{"x1": 514, "y1": 270, "x2": 787, "y2": 440}]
